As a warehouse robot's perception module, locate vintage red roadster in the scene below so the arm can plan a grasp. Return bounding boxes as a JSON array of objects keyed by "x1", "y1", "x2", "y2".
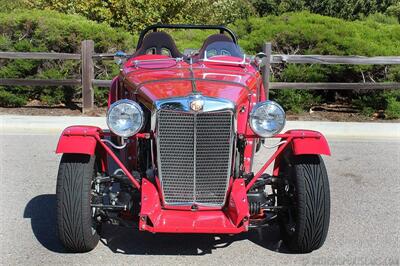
[{"x1": 55, "y1": 25, "x2": 330, "y2": 253}]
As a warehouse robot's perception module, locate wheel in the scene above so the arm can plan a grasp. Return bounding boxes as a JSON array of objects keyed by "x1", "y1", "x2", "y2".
[
  {"x1": 56, "y1": 154, "x2": 100, "y2": 252},
  {"x1": 277, "y1": 151, "x2": 330, "y2": 253}
]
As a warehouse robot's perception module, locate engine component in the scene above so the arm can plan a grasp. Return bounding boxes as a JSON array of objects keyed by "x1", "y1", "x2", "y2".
[
  {"x1": 247, "y1": 174, "x2": 274, "y2": 216},
  {"x1": 146, "y1": 168, "x2": 156, "y2": 183},
  {"x1": 92, "y1": 172, "x2": 137, "y2": 226}
]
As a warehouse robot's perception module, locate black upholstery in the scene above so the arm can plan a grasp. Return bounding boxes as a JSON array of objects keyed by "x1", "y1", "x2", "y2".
[
  {"x1": 132, "y1": 31, "x2": 184, "y2": 58},
  {"x1": 198, "y1": 34, "x2": 235, "y2": 58}
]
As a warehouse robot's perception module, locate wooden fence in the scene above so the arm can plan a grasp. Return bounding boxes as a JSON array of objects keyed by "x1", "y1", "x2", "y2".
[{"x1": 1, "y1": 40, "x2": 400, "y2": 113}]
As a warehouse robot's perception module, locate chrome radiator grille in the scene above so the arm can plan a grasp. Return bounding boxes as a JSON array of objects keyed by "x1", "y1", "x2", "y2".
[{"x1": 157, "y1": 110, "x2": 233, "y2": 206}]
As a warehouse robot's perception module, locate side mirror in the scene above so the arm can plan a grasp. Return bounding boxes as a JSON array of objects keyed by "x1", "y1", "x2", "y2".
[
  {"x1": 252, "y1": 52, "x2": 268, "y2": 68},
  {"x1": 114, "y1": 51, "x2": 128, "y2": 65}
]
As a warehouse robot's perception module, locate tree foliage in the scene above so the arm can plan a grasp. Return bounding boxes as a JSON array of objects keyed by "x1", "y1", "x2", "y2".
[
  {"x1": 21, "y1": 0, "x2": 255, "y2": 33},
  {"x1": 387, "y1": 1, "x2": 400, "y2": 21},
  {"x1": 250, "y1": 0, "x2": 399, "y2": 20}
]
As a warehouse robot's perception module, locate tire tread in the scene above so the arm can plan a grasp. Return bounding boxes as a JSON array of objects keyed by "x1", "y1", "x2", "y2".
[
  {"x1": 56, "y1": 154, "x2": 99, "y2": 252},
  {"x1": 280, "y1": 154, "x2": 330, "y2": 253}
]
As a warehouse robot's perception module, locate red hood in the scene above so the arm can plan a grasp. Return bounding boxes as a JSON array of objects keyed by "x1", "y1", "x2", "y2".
[{"x1": 122, "y1": 58, "x2": 259, "y2": 107}]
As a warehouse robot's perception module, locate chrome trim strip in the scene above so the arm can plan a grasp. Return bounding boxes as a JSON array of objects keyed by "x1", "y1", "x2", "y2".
[
  {"x1": 155, "y1": 95, "x2": 236, "y2": 114},
  {"x1": 131, "y1": 57, "x2": 184, "y2": 67},
  {"x1": 263, "y1": 140, "x2": 287, "y2": 149},
  {"x1": 201, "y1": 53, "x2": 248, "y2": 65},
  {"x1": 100, "y1": 139, "x2": 127, "y2": 150},
  {"x1": 154, "y1": 95, "x2": 237, "y2": 133},
  {"x1": 193, "y1": 113, "x2": 197, "y2": 204}
]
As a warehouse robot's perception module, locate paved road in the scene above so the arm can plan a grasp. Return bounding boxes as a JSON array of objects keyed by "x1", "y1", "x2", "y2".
[{"x1": 0, "y1": 133, "x2": 399, "y2": 265}]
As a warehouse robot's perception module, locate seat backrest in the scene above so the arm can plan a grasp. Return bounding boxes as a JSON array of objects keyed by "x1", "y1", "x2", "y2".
[
  {"x1": 133, "y1": 31, "x2": 184, "y2": 58},
  {"x1": 198, "y1": 34, "x2": 235, "y2": 58}
]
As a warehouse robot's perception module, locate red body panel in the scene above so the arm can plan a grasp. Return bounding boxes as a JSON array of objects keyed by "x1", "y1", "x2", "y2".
[
  {"x1": 56, "y1": 126, "x2": 102, "y2": 155},
  {"x1": 287, "y1": 130, "x2": 331, "y2": 156},
  {"x1": 226, "y1": 179, "x2": 250, "y2": 226},
  {"x1": 108, "y1": 76, "x2": 120, "y2": 107},
  {"x1": 121, "y1": 56, "x2": 258, "y2": 112},
  {"x1": 271, "y1": 130, "x2": 330, "y2": 177},
  {"x1": 139, "y1": 178, "x2": 249, "y2": 233},
  {"x1": 136, "y1": 79, "x2": 251, "y2": 104}
]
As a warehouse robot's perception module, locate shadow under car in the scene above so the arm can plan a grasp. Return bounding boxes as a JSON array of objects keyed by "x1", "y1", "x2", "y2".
[{"x1": 24, "y1": 194, "x2": 289, "y2": 255}]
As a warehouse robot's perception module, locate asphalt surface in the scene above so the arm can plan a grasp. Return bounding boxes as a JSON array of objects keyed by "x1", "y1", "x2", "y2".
[{"x1": 0, "y1": 133, "x2": 399, "y2": 265}]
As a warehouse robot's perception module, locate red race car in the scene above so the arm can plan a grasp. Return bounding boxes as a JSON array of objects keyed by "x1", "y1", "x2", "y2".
[{"x1": 55, "y1": 24, "x2": 330, "y2": 253}]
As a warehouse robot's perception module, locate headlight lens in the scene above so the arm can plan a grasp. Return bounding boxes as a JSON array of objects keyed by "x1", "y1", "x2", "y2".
[
  {"x1": 250, "y1": 101, "x2": 286, "y2": 137},
  {"x1": 107, "y1": 99, "x2": 144, "y2": 137}
]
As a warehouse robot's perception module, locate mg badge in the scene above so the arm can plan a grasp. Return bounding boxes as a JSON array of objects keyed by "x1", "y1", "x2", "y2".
[{"x1": 190, "y1": 97, "x2": 204, "y2": 112}]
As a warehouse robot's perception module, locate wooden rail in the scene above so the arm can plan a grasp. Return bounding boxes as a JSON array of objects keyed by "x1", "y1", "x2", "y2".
[
  {"x1": 269, "y1": 82, "x2": 400, "y2": 90},
  {"x1": 81, "y1": 40, "x2": 95, "y2": 110},
  {"x1": 0, "y1": 79, "x2": 81, "y2": 86},
  {"x1": 1, "y1": 40, "x2": 399, "y2": 113},
  {"x1": 0, "y1": 52, "x2": 81, "y2": 60},
  {"x1": 270, "y1": 55, "x2": 400, "y2": 65}
]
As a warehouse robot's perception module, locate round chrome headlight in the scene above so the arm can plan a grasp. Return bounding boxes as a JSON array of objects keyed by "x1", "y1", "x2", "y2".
[
  {"x1": 249, "y1": 101, "x2": 286, "y2": 137},
  {"x1": 106, "y1": 99, "x2": 144, "y2": 137}
]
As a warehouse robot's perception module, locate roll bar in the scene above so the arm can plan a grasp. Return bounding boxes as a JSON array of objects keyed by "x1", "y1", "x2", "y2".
[{"x1": 136, "y1": 24, "x2": 238, "y2": 49}]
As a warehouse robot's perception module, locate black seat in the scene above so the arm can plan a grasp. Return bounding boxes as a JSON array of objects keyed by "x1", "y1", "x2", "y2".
[
  {"x1": 198, "y1": 34, "x2": 237, "y2": 58},
  {"x1": 133, "y1": 31, "x2": 184, "y2": 58}
]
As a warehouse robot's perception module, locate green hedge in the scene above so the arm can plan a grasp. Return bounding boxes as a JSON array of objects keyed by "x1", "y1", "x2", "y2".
[
  {"x1": 0, "y1": 9, "x2": 134, "y2": 107},
  {"x1": 231, "y1": 12, "x2": 400, "y2": 117},
  {"x1": 233, "y1": 11, "x2": 400, "y2": 55}
]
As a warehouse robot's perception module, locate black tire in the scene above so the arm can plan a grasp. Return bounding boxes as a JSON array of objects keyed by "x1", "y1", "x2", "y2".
[
  {"x1": 56, "y1": 154, "x2": 100, "y2": 252},
  {"x1": 277, "y1": 153, "x2": 330, "y2": 253}
]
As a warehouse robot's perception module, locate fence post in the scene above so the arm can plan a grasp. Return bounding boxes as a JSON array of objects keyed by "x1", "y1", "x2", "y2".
[
  {"x1": 262, "y1": 42, "x2": 272, "y2": 100},
  {"x1": 81, "y1": 40, "x2": 94, "y2": 113}
]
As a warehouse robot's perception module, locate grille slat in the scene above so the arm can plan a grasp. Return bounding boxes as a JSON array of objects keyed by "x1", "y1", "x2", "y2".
[{"x1": 158, "y1": 110, "x2": 233, "y2": 206}]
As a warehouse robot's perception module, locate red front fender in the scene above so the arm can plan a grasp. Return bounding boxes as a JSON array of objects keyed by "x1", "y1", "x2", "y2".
[
  {"x1": 268, "y1": 129, "x2": 330, "y2": 179},
  {"x1": 285, "y1": 130, "x2": 330, "y2": 156},
  {"x1": 56, "y1": 126, "x2": 103, "y2": 155}
]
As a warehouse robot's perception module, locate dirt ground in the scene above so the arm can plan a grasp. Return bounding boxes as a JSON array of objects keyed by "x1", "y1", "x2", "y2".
[{"x1": 286, "y1": 111, "x2": 397, "y2": 122}]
